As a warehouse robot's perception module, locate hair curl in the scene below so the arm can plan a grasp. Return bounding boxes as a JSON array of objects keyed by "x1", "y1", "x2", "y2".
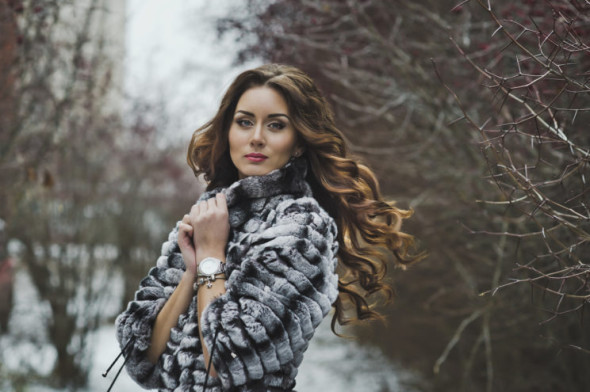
[{"x1": 187, "y1": 64, "x2": 421, "y2": 333}]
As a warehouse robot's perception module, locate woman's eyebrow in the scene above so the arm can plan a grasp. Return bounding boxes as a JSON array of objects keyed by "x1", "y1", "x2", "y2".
[
  {"x1": 235, "y1": 110, "x2": 290, "y2": 120},
  {"x1": 268, "y1": 113, "x2": 290, "y2": 120},
  {"x1": 235, "y1": 110, "x2": 254, "y2": 117}
]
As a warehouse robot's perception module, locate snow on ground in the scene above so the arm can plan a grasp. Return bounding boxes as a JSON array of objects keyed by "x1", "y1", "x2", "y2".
[
  {"x1": 95, "y1": 317, "x2": 418, "y2": 392},
  {"x1": 3, "y1": 269, "x2": 419, "y2": 392}
]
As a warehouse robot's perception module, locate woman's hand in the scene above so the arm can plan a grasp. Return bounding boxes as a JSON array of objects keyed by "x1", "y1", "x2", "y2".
[
  {"x1": 179, "y1": 192, "x2": 229, "y2": 277},
  {"x1": 190, "y1": 192, "x2": 230, "y2": 263},
  {"x1": 187, "y1": 193, "x2": 229, "y2": 264},
  {"x1": 178, "y1": 215, "x2": 197, "y2": 276}
]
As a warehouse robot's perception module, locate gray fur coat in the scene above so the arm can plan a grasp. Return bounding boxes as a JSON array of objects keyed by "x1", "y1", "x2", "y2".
[{"x1": 115, "y1": 158, "x2": 339, "y2": 391}]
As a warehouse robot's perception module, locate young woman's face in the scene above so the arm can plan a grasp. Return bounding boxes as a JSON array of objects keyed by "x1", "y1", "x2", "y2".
[{"x1": 229, "y1": 86, "x2": 302, "y2": 179}]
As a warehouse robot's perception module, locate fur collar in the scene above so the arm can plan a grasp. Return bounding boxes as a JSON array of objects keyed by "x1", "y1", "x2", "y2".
[{"x1": 201, "y1": 157, "x2": 312, "y2": 228}]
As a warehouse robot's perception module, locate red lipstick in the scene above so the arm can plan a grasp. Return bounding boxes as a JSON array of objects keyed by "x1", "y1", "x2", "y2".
[{"x1": 245, "y1": 153, "x2": 268, "y2": 162}]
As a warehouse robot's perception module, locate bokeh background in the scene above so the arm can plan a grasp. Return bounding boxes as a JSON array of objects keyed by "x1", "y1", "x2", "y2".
[{"x1": 1, "y1": 1, "x2": 590, "y2": 391}]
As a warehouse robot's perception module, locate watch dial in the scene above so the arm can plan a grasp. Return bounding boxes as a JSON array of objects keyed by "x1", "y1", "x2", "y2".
[{"x1": 201, "y1": 259, "x2": 217, "y2": 274}]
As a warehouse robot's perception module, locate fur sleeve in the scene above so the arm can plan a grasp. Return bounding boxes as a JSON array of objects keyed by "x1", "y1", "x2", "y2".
[
  {"x1": 200, "y1": 197, "x2": 339, "y2": 390},
  {"x1": 115, "y1": 223, "x2": 186, "y2": 388}
]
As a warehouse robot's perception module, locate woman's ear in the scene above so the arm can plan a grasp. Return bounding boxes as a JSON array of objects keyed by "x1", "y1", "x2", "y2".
[{"x1": 293, "y1": 144, "x2": 305, "y2": 157}]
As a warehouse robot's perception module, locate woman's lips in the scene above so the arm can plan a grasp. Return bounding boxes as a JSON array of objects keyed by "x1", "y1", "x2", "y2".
[{"x1": 245, "y1": 153, "x2": 268, "y2": 162}]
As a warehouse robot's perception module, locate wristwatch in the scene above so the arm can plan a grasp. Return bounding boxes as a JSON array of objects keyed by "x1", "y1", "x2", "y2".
[
  {"x1": 195, "y1": 257, "x2": 226, "y2": 289},
  {"x1": 197, "y1": 257, "x2": 226, "y2": 276}
]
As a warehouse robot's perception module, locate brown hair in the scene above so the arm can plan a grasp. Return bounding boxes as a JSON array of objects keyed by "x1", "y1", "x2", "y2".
[{"x1": 187, "y1": 64, "x2": 420, "y2": 333}]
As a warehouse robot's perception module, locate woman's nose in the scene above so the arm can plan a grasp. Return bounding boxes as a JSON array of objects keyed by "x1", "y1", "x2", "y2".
[{"x1": 250, "y1": 124, "x2": 264, "y2": 147}]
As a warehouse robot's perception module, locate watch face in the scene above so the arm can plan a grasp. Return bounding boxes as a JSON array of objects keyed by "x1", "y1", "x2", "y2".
[{"x1": 199, "y1": 258, "x2": 220, "y2": 275}]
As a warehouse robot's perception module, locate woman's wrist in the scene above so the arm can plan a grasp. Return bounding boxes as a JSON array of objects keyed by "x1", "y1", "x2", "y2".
[
  {"x1": 196, "y1": 251, "x2": 226, "y2": 265},
  {"x1": 182, "y1": 269, "x2": 196, "y2": 282},
  {"x1": 194, "y1": 273, "x2": 226, "y2": 290}
]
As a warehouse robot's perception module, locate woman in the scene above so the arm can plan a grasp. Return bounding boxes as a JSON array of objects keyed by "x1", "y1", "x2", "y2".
[{"x1": 114, "y1": 64, "x2": 417, "y2": 391}]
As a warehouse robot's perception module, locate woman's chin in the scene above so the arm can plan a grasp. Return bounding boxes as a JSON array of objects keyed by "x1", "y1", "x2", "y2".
[
  {"x1": 238, "y1": 167, "x2": 272, "y2": 179},
  {"x1": 236, "y1": 158, "x2": 291, "y2": 179}
]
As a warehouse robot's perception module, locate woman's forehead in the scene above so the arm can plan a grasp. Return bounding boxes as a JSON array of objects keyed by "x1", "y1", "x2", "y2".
[{"x1": 234, "y1": 87, "x2": 290, "y2": 116}]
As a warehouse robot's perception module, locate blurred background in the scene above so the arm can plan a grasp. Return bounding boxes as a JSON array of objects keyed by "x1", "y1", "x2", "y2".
[{"x1": 1, "y1": 1, "x2": 589, "y2": 391}]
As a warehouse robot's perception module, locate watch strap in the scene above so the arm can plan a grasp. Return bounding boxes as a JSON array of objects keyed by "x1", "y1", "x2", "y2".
[{"x1": 194, "y1": 273, "x2": 226, "y2": 290}]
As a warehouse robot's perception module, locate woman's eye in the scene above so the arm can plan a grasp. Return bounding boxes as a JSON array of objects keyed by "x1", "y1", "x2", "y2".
[
  {"x1": 236, "y1": 119, "x2": 253, "y2": 127},
  {"x1": 269, "y1": 122, "x2": 285, "y2": 130}
]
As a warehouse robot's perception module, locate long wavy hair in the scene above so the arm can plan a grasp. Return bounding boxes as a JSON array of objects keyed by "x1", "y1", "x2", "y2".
[{"x1": 187, "y1": 64, "x2": 420, "y2": 333}]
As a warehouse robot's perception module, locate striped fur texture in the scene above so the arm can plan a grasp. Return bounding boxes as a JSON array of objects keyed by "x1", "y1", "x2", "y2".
[{"x1": 116, "y1": 158, "x2": 339, "y2": 391}]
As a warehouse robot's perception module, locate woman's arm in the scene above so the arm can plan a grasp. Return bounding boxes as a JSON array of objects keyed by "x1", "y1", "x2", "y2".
[
  {"x1": 144, "y1": 208, "x2": 199, "y2": 364},
  {"x1": 192, "y1": 193, "x2": 230, "y2": 377},
  {"x1": 146, "y1": 192, "x2": 230, "y2": 369},
  {"x1": 199, "y1": 197, "x2": 339, "y2": 390},
  {"x1": 145, "y1": 270, "x2": 195, "y2": 363},
  {"x1": 114, "y1": 225, "x2": 187, "y2": 388},
  {"x1": 197, "y1": 274, "x2": 226, "y2": 378}
]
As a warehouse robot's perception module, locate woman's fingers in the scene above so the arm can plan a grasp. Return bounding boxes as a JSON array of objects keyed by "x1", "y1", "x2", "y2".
[
  {"x1": 198, "y1": 199, "x2": 207, "y2": 216},
  {"x1": 216, "y1": 192, "x2": 227, "y2": 212},
  {"x1": 188, "y1": 194, "x2": 228, "y2": 227},
  {"x1": 186, "y1": 193, "x2": 230, "y2": 261},
  {"x1": 178, "y1": 222, "x2": 193, "y2": 235},
  {"x1": 207, "y1": 196, "x2": 217, "y2": 209},
  {"x1": 189, "y1": 201, "x2": 201, "y2": 217}
]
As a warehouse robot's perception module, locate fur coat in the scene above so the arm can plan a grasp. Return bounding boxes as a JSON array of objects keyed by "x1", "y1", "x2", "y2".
[{"x1": 115, "y1": 158, "x2": 339, "y2": 391}]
